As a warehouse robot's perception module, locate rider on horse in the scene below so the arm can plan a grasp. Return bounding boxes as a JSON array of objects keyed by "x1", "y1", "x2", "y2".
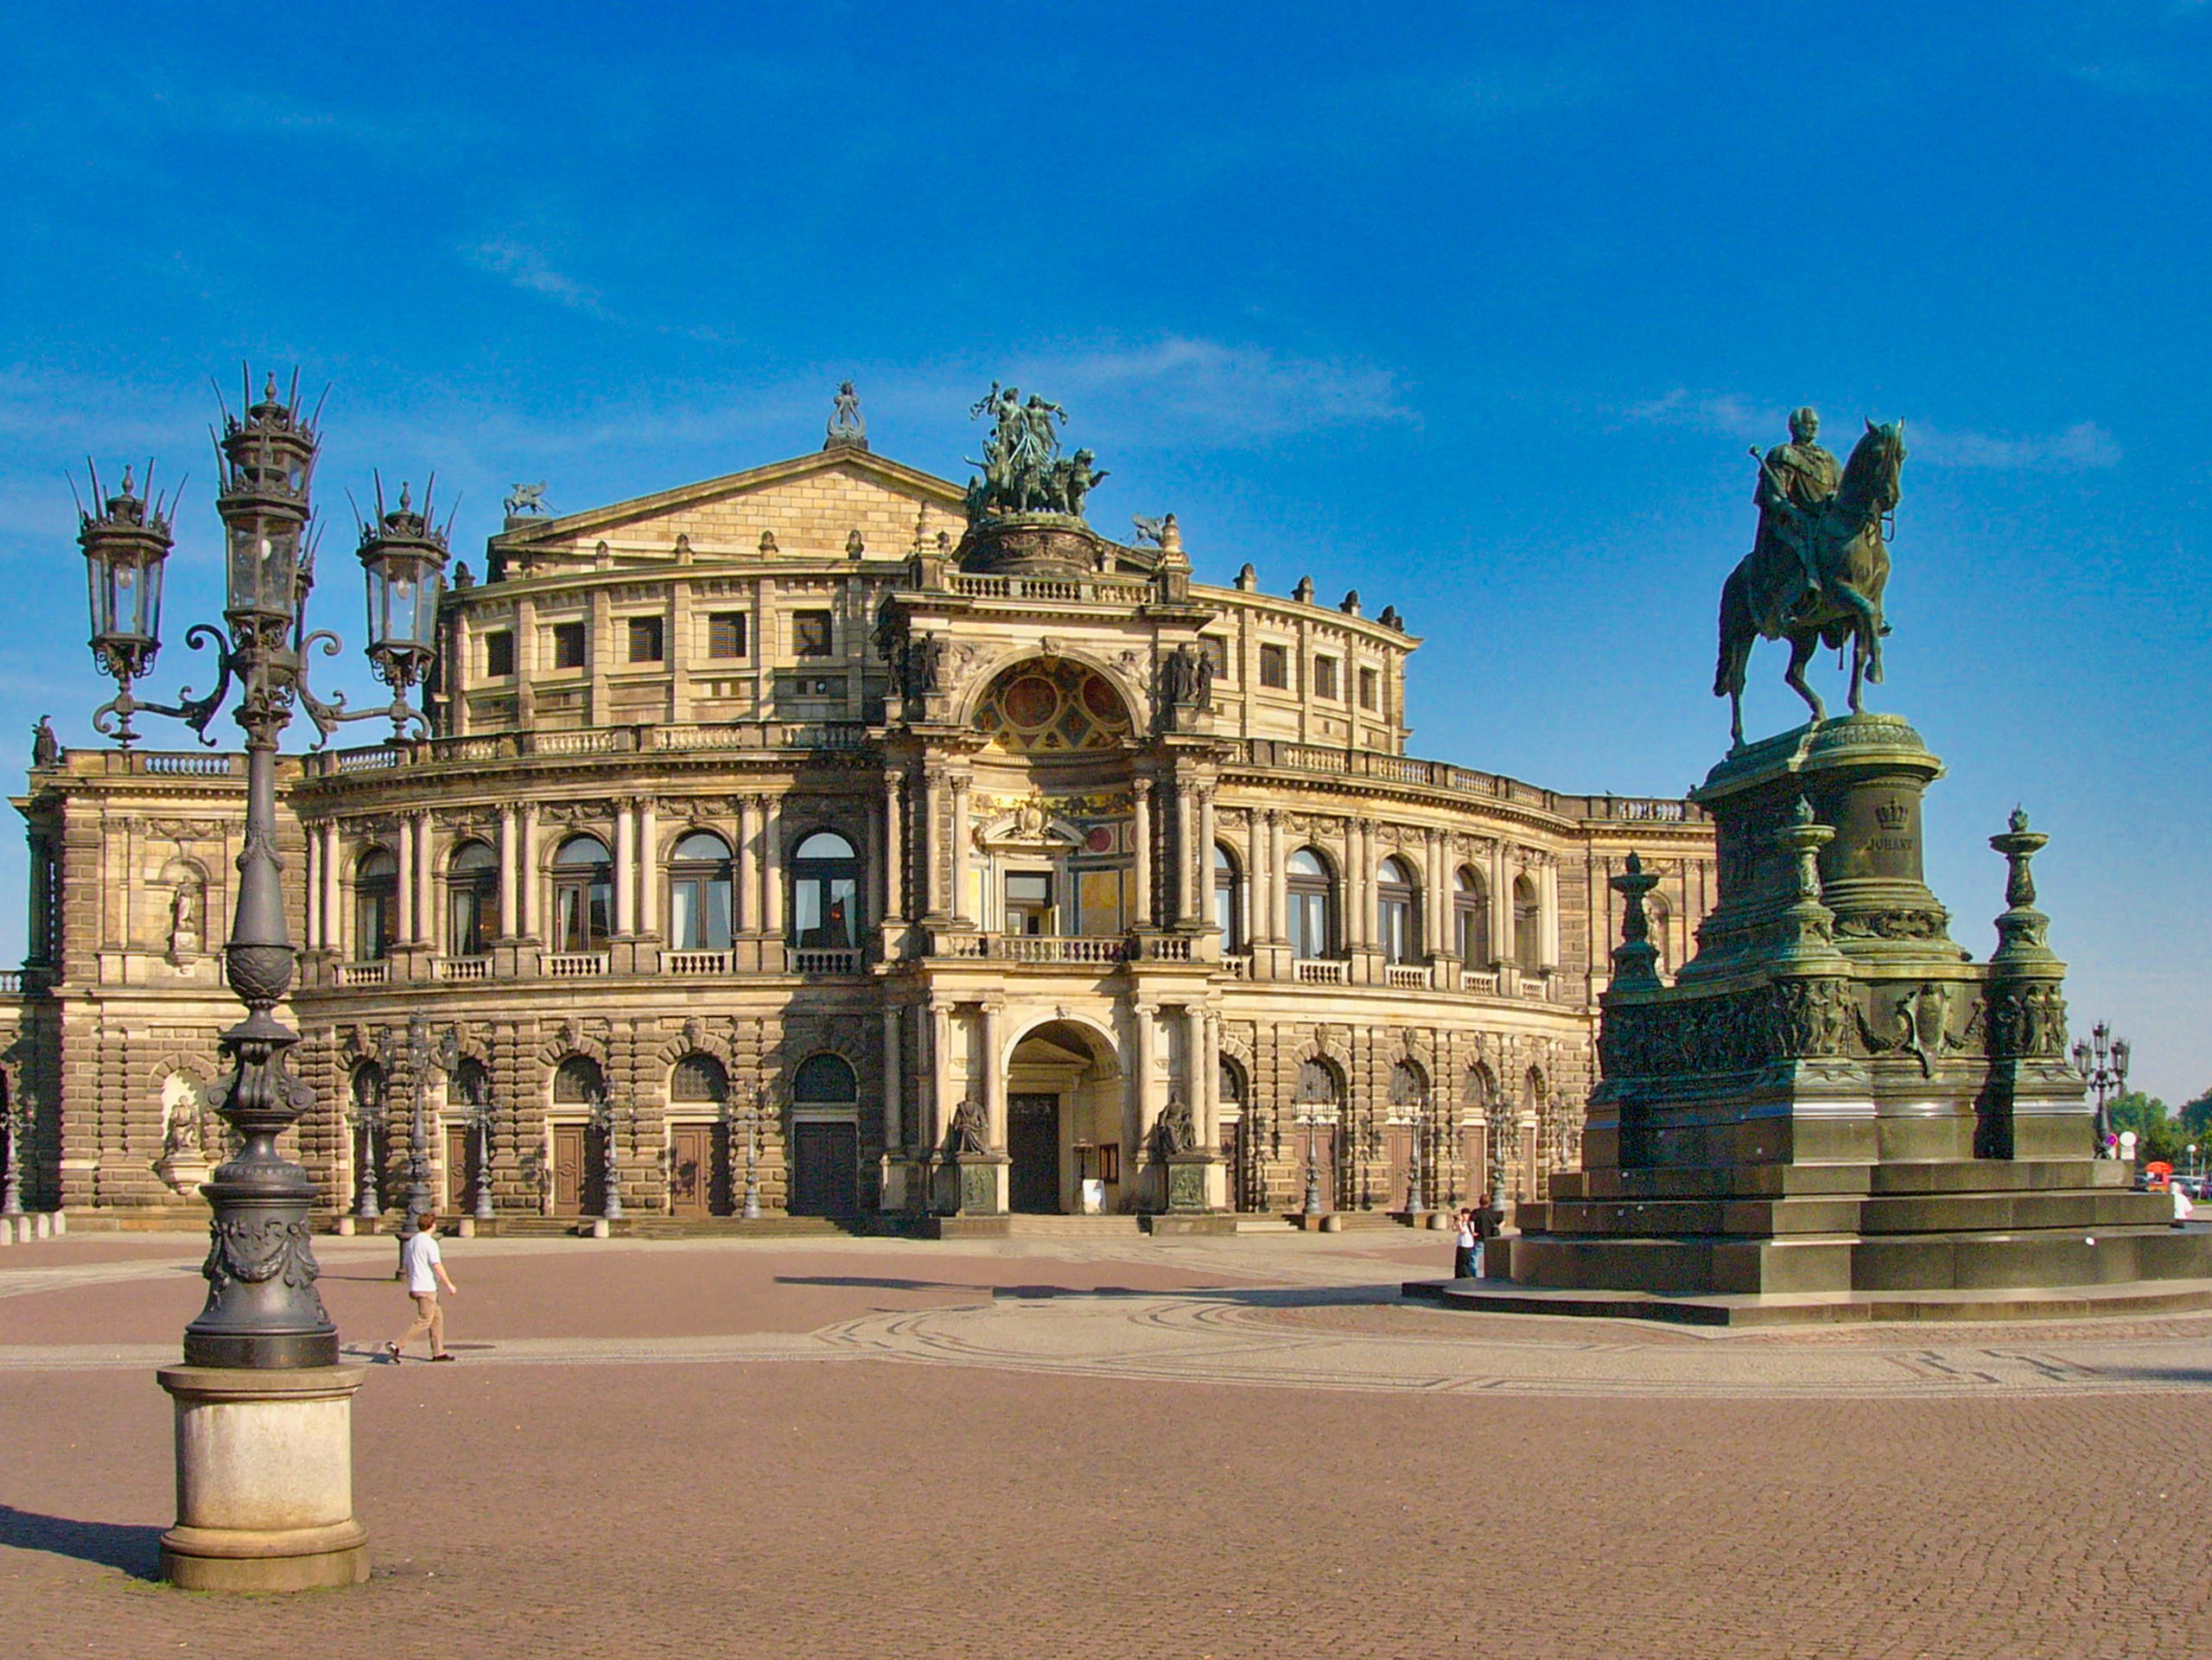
[{"x1": 1749, "y1": 407, "x2": 1841, "y2": 637}]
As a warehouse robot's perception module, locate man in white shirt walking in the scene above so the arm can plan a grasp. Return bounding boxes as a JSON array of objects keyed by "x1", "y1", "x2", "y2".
[{"x1": 385, "y1": 1212, "x2": 458, "y2": 1363}]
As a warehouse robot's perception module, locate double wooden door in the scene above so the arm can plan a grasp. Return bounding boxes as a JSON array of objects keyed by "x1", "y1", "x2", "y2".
[
  {"x1": 444, "y1": 1125, "x2": 473, "y2": 1213},
  {"x1": 551, "y1": 1123, "x2": 607, "y2": 1216},
  {"x1": 668, "y1": 1123, "x2": 722, "y2": 1218},
  {"x1": 1007, "y1": 1093, "x2": 1059, "y2": 1212},
  {"x1": 789, "y1": 1122, "x2": 857, "y2": 1217}
]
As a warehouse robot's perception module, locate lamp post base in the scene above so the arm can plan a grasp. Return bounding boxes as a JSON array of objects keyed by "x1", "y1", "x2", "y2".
[{"x1": 157, "y1": 1364, "x2": 369, "y2": 1593}]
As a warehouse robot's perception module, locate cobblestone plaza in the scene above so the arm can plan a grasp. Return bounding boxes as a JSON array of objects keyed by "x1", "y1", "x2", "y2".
[{"x1": 5, "y1": 1227, "x2": 2209, "y2": 1658}]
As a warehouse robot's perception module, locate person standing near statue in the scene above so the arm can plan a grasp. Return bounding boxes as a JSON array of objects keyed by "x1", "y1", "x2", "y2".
[{"x1": 1754, "y1": 406, "x2": 1841, "y2": 607}]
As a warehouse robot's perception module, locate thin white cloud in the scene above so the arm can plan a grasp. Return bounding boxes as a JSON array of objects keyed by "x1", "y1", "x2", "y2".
[
  {"x1": 1004, "y1": 338, "x2": 1417, "y2": 444},
  {"x1": 1624, "y1": 389, "x2": 2122, "y2": 472},
  {"x1": 1907, "y1": 420, "x2": 2122, "y2": 471},
  {"x1": 466, "y1": 240, "x2": 612, "y2": 320}
]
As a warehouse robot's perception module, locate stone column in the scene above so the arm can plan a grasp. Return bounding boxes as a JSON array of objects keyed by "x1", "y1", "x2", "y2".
[
  {"x1": 881, "y1": 768, "x2": 906, "y2": 927},
  {"x1": 498, "y1": 807, "x2": 518, "y2": 940},
  {"x1": 638, "y1": 798, "x2": 659, "y2": 939},
  {"x1": 321, "y1": 822, "x2": 342, "y2": 957},
  {"x1": 415, "y1": 813, "x2": 435, "y2": 949},
  {"x1": 1187, "y1": 1005, "x2": 1211, "y2": 1143},
  {"x1": 520, "y1": 806, "x2": 541, "y2": 939},
  {"x1": 1267, "y1": 811, "x2": 1286, "y2": 942},
  {"x1": 737, "y1": 796, "x2": 760, "y2": 936},
  {"x1": 880, "y1": 1006, "x2": 903, "y2": 1154},
  {"x1": 929, "y1": 1000, "x2": 953, "y2": 1154},
  {"x1": 302, "y1": 824, "x2": 321, "y2": 952},
  {"x1": 613, "y1": 799, "x2": 636, "y2": 938},
  {"x1": 1541, "y1": 856, "x2": 1560, "y2": 968},
  {"x1": 922, "y1": 769, "x2": 944, "y2": 919},
  {"x1": 1175, "y1": 782, "x2": 1199, "y2": 925},
  {"x1": 981, "y1": 1002, "x2": 1005, "y2": 1149},
  {"x1": 1198, "y1": 786, "x2": 1219, "y2": 928},
  {"x1": 950, "y1": 777, "x2": 971, "y2": 925},
  {"x1": 395, "y1": 815, "x2": 416, "y2": 944},
  {"x1": 1132, "y1": 779, "x2": 1153, "y2": 929},
  {"x1": 1132, "y1": 1002, "x2": 1160, "y2": 1206},
  {"x1": 1492, "y1": 841, "x2": 1513, "y2": 967},
  {"x1": 762, "y1": 795, "x2": 785, "y2": 949},
  {"x1": 1424, "y1": 829, "x2": 1446, "y2": 957}
]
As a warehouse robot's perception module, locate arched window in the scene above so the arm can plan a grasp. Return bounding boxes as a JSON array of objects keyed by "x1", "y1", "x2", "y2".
[
  {"x1": 1522, "y1": 1066, "x2": 1546, "y2": 1113},
  {"x1": 446, "y1": 841, "x2": 498, "y2": 958},
  {"x1": 791, "y1": 1053, "x2": 858, "y2": 1108},
  {"x1": 1454, "y1": 867, "x2": 1491, "y2": 968},
  {"x1": 552, "y1": 836, "x2": 613, "y2": 953},
  {"x1": 1376, "y1": 855, "x2": 1419, "y2": 964},
  {"x1": 671, "y1": 1053, "x2": 729, "y2": 1107},
  {"x1": 790, "y1": 830, "x2": 861, "y2": 950},
  {"x1": 451, "y1": 1056, "x2": 491, "y2": 1112},
  {"x1": 553, "y1": 1054, "x2": 607, "y2": 1106},
  {"x1": 668, "y1": 830, "x2": 734, "y2": 951},
  {"x1": 1212, "y1": 843, "x2": 1243, "y2": 952},
  {"x1": 1294, "y1": 1058, "x2": 1341, "y2": 1110},
  {"x1": 1512, "y1": 873, "x2": 1541, "y2": 970},
  {"x1": 1463, "y1": 1062, "x2": 1497, "y2": 1109},
  {"x1": 1389, "y1": 1059, "x2": 1428, "y2": 1113},
  {"x1": 353, "y1": 849, "x2": 397, "y2": 961},
  {"x1": 1286, "y1": 848, "x2": 1335, "y2": 960},
  {"x1": 1218, "y1": 1055, "x2": 1247, "y2": 1113}
]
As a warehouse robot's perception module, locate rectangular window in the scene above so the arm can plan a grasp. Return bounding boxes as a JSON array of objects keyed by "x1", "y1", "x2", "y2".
[
  {"x1": 484, "y1": 630, "x2": 515, "y2": 678},
  {"x1": 551, "y1": 620, "x2": 587, "y2": 671},
  {"x1": 626, "y1": 615, "x2": 664, "y2": 664},
  {"x1": 792, "y1": 610, "x2": 834, "y2": 657},
  {"x1": 1199, "y1": 636, "x2": 1230, "y2": 681},
  {"x1": 1313, "y1": 655, "x2": 1339, "y2": 700},
  {"x1": 1358, "y1": 666, "x2": 1378, "y2": 710},
  {"x1": 1258, "y1": 643, "x2": 1289, "y2": 690},
  {"x1": 707, "y1": 611, "x2": 748, "y2": 658},
  {"x1": 1004, "y1": 870, "x2": 1054, "y2": 936}
]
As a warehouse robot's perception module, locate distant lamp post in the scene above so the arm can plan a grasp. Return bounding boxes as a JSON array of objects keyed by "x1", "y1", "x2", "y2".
[
  {"x1": 2071, "y1": 1021, "x2": 2130, "y2": 1159},
  {"x1": 591, "y1": 1091, "x2": 625, "y2": 1224},
  {"x1": 348, "y1": 1078, "x2": 387, "y2": 1222},
  {"x1": 0, "y1": 1087, "x2": 27, "y2": 1218},
  {"x1": 1294, "y1": 1108, "x2": 1325, "y2": 1218},
  {"x1": 742, "y1": 1090, "x2": 765, "y2": 1221},
  {"x1": 466, "y1": 1085, "x2": 498, "y2": 1226},
  {"x1": 76, "y1": 369, "x2": 447, "y2": 1592}
]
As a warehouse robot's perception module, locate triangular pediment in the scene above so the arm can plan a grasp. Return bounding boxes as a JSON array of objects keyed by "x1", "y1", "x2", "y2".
[{"x1": 489, "y1": 447, "x2": 969, "y2": 571}]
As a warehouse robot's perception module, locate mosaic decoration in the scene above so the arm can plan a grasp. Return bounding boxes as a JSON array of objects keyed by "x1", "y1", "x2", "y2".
[{"x1": 974, "y1": 659, "x2": 1132, "y2": 754}]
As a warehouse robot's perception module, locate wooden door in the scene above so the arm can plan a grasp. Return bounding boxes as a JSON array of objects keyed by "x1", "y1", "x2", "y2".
[
  {"x1": 790, "y1": 1122, "x2": 857, "y2": 1217},
  {"x1": 1007, "y1": 1093, "x2": 1059, "y2": 1212},
  {"x1": 1294, "y1": 1125, "x2": 1339, "y2": 1212},
  {"x1": 552, "y1": 1123, "x2": 607, "y2": 1216},
  {"x1": 1381, "y1": 1124, "x2": 1414, "y2": 1212},
  {"x1": 1221, "y1": 1119, "x2": 1247, "y2": 1211},
  {"x1": 444, "y1": 1125, "x2": 471, "y2": 1213},
  {"x1": 668, "y1": 1123, "x2": 716, "y2": 1218}
]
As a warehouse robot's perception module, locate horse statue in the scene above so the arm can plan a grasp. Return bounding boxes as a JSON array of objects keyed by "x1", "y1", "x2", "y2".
[{"x1": 1714, "y1": 417, "x2": 1906, "y2": 749}]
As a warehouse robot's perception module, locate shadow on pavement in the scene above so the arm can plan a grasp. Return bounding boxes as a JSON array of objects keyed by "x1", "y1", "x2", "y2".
[
  {"x1": 0, "y1": 1504, "x2": 162, "y2": 1579},
  {"x1": 773, "y1": 1275, "x2": 1396, "y2": 1308}
]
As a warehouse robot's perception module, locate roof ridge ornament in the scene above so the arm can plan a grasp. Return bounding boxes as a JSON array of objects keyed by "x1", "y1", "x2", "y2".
[{"x1": 825, "y1": 380, "x2": 868, "y2": 451}]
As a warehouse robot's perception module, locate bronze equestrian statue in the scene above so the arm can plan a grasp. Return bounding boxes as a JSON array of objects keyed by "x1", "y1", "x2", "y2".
[{"x1": 1714, "y1": 410, "x2": 1906, "y2": 749}]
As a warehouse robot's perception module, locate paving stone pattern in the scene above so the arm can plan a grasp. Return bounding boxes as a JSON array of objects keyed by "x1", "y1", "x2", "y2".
[{"x1": 3, "y1": 1232, "x2": 2207, "y2": 1658}]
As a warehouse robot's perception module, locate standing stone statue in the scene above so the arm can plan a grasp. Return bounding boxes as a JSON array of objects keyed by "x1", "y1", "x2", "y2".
[{"x1": 30, "y1": 716, "x2": 58, "y2": 768}]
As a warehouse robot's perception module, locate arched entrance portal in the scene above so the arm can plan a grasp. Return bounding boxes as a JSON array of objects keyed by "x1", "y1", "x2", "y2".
[{"x1": 1005, "y1": 1019, "x2": 1122, "y2": 1214}]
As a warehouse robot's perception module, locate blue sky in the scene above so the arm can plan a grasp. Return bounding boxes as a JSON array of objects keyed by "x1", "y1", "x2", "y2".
[{"x1": 3, "y1": 3, "x2": 2207, "y2": 1099}]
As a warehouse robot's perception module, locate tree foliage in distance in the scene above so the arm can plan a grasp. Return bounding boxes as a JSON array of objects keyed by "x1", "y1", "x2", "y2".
[{"x1": 2108, "y1": 1091, "x2": 2189, "y2": 1165}]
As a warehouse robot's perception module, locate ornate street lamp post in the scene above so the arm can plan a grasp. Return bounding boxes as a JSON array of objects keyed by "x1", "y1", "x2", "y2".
[
  {"x1": 76, "y1": 370, "x2": 446, "y2": 1591},
  {"x1": 348, "y1": 1081, "x2": 387, "y2": 1223},
  {"x1": 2071, "y1": 1021, "x2": 2130, "y2": 1159},
  {"x1": 1295, "y1": 1108, "x2": 1325, "y2": 1218},
  {"x1": 742, "y1": 1089, "x2": 765, "y2": 1221},
  {"x1": 591, "y1": 1090, "x2": 626, "y2": 1224},
  {"x1": 0, "y1": 1087, "x2": 27, "y2": 1218},
  {"x1": 468, "y1": 1093, "x2": 498, "y2": 1226}
]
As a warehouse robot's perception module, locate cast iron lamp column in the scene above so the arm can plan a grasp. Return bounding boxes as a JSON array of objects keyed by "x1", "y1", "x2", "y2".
[
  {"x1": 1295, "y1": 1108, "x2": 1324, "y2": 1218},
  {"x1": 0, "y1": 1090, "x2": 26, "y2": 1218},
  {"x1": 2071, "y1": 1022, "x2": 2130, "y2": 1159},
  {"x1": 349, "y1": 1086, "x2": 387, "y2": 1222},
  {"x1": 470, "y1": 1095, "x2": 498, "y2": 1224},
  {"x1": 743, "y1": 1090, "x2": 765, "y2": 1220},
  {"x1": 77, "y1": 371, "x2": 447, "y2": 1590}
]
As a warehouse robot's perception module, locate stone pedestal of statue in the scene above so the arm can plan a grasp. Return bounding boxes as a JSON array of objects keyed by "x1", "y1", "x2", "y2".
[
  {"x1": 157, "y1": 1364, "x2": 369, "y2": 1592},
  {"x1": 1461, "y1": 715, "x2": 2212, "y2": 1321}
]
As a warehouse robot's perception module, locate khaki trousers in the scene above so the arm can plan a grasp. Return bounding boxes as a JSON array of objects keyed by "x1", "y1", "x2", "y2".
[{"x1": 397, "y1": 1292, "x2": 445, "y2": 1357}]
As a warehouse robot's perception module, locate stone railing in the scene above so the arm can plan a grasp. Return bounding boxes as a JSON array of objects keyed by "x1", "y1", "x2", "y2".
[
  {"x1": 950, "y1": 573, "x2": 1147, "y2": 606},
  {"x1": 0, "y1": 970, "x2": 22, "y2": 995},
  {"x1": 1459, "y1": 968, "x2": 1499, "y2": 995},
  {"x1": 1219, "y1": 953, "x2": 1252, "y2": 980},
  {"x1": 1230, "y1": 740, "x2": 1698, "y2": 825},
  {"x1": 1295, "y1": 958, "x2": 1349, "y2": 986},
  {"x1": 336, "y1": 961, "x2": 390, "y2": 987},
  {"x1": 304, "y1": 720, "x2": 874, "y2": 778},
  {"x1": 994, "y1": 936, "x2": 1128, "y2": 965},
  {"x1": 543, "y1": 952, "x2": 608, "y2": 978},
  {"x1": 142, "y1": 752, "x2": 243, "y2": 777},
  {"x1": 661, "y1": 949, "x2": 731, "y2": 975},
  {"x1": 1385, "y1": 964, "x2": 1431, "y2": 990},
  {"x1": 792, "y1": 947, "x2": 861, "y2": 975},
  {"x1": 1130, "y1": 935, "x2": 1194, "y2": 963},
  {"x1": 435, "y1": 957, "x2": 491, "y2": 982}
]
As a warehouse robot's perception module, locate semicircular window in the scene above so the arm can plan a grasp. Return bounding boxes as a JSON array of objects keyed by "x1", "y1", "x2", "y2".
[{"x1": 974, "y1": 658, "x2": 1132, "y2": 754}]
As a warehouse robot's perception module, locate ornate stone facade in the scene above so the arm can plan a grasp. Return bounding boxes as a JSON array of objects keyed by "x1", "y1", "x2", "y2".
[{"x1": 4, "y1": 421, "x2": 1716, "y2": 1223}]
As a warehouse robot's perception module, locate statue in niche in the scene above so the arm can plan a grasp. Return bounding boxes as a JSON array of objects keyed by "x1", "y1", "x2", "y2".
[
  {"x1": 1154, "y1": 1095, "x2": 1196, "y2": 1159},
  {"x1": 167, "y1": 879, "x2": 203, "y2": 964},
  {"x1": 155, "y1": 1074, "x2": 212, "y2": 1195},
  {"x1": 947, "y1": 1097, "x2": 989, "y2": 1157}
]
